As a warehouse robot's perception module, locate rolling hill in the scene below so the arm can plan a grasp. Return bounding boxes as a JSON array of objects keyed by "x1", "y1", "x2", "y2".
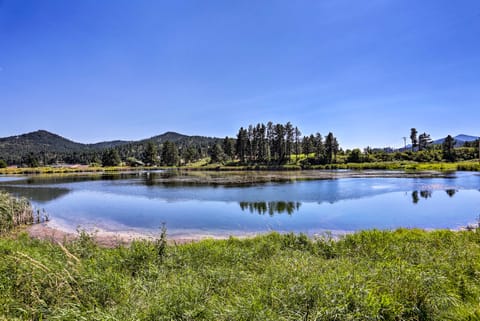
[{"x1": 0, "y1": 130, "x2": 220, "y2": 165}]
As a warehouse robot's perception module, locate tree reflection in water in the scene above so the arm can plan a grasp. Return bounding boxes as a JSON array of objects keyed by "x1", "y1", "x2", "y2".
[
  {"x1": 445, "y1": 189, "x2": 457, "y2": 197},
  {"x1": 239, "y1": 201, "x2": 301, "y2": 216},
  {"x1": 411, "y1": 189, "x2": 458, "y2": 204}
]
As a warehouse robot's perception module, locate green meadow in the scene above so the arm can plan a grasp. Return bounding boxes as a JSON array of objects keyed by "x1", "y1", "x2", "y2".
[
  {"x1": 1, "y1": 191, "x2": 480, "y2": 320},
  {"x1": 2, "y1": 227, "x2": 480, "y2": 320}
]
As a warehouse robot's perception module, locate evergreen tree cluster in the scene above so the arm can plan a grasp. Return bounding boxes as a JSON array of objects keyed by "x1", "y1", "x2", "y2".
[{"x1": 233, "y1": 122, "x2": 339, "y2": 164}]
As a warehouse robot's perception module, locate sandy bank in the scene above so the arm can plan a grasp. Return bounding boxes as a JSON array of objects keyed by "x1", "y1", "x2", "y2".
[{"x1": 26, "y1": 222, "x2": 257, "y2": 247}]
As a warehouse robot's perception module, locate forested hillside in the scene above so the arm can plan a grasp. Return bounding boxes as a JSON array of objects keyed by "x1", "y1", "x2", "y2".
[{"x1": 0, "y1": 130, "x2": 219, "y2": 166}]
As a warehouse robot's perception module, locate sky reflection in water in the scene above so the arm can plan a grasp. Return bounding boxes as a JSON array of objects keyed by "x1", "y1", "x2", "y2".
[{"x1": 0, "y1": 171, "x2": 479, "y2": 236}]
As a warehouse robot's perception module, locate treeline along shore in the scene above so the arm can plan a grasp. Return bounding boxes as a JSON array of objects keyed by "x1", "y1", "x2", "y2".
[{"x1": 0, "y1": 124, "x2": 479, "y2": 171}]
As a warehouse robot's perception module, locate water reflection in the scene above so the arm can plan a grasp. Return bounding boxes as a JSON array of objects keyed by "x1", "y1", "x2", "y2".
[
  {"x1": 5, "y1": 173, "x2": 140, "y2": 186},
  {"x1": 411, "y1": 190, "x2": 432, "y2": 203},
  {"x1": 411, "y1": 189, "x2": 458, "y2": 204},
  {"x1": 0, "y1": 186, "x2": 70, "y2": 203},
  {"x1": 420, "y1": 190, "x2": 432, "y2": 199},
  {"x1": 239, "y1": 201, "x2": 301, "y2": 216},
  {"x1": 0, "y1": 171, "x2": 479, "y2": 234},
  {"x1": 446, "y1": 189, "x2": 457, "y2": 197}
]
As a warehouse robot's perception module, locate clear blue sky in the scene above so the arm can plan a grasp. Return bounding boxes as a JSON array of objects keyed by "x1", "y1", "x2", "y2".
[{"x1": 1, "y1": 0, "x2": 479, "y2": 149}]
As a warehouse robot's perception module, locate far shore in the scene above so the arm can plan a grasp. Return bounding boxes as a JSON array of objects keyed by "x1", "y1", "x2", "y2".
[
  {"x1": 0, "y1": 167, "x2": 465, "y2": 187},
  {"x1": 0, "y1": 159, "x2": 479, "y2": 176}
]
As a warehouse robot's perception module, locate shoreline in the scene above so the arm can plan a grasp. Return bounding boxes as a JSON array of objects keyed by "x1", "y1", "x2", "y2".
[
  {"x1": 25, "y1": 221, "x2": 473, "y2": 248},
  {"x1": 26, "y1": 222, "x2": 262, "y2": 247},
  {"x1": 0, "y1": 168, "x2": 462, "y2": 187},
  {"x1": 1, "y1": 160, "x2": 479, "y2": 176},
  {"x1": 25, "y1": 219, "x2": 353, "y2": 247}
]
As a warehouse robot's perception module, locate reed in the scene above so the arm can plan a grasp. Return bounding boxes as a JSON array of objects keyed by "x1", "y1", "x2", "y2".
[{"x1": 0, "y1": 191, "x2": 48, "y2": 233}]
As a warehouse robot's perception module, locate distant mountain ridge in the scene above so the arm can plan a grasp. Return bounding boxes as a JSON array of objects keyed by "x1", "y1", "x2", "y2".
[
  {"x1": 0, "y1": 130, "x2": 130, "y2": 154},
  {"x1": 400, "y1": 134, "x2": 479, "y2": 150},
  {"x1": 0, "y1": 129, "x2": 219, "y2": 165},
  {"x1": 432, "y1": 134, "x2": 479, "y2": 146}
]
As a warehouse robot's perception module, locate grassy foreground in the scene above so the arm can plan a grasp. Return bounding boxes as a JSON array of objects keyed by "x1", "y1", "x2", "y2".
[{"x1": 2, "y1": 228, "x2": 480, "y2": 320}]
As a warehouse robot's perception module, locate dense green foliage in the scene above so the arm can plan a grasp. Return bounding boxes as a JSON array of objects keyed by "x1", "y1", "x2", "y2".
[
  {"x1": 142, "y1": 141, "x2": 158, "y2": 166},
  {"x1": 160, "y1": 141, "x2": 180, "y2": 166},
  {"x1": 338, "y1": 147, "x2": 478, "y2": 165},
  {"x1": 101, "y1": 149, "x2": 122, "y2": 167},
  {"x1": 2, "y1": 229, "x2": 480, "y2": 320}
]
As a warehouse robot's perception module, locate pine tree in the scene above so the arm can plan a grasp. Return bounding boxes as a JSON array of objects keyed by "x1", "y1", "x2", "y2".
[
  {"x1": 285, "y1": 122, "x2": 294, "y2": 161},
  {"x1": 102, "y1": 149, "x2": 121, "y2": 167},
  {"x1": 236, "y1": 127, "x2": 248, "y2": 163},
  {"x1": 258, "y1": 124, "x2": 268, "y2": 162},
  {"x1": 314, "y1": 133, "x2": 324, "y2": 163},
  {"x1": 325, "y1": 132, "x2": 335, "y2": 164},
  {"x1": 266, "y1": 122, "x2": 274, "y2": 162},
  {"x1": 222, "y1": 137, "x2": 235, "y2": 160},
  {"x1": 302, "y1": 135, "x2": 314, "y2": 155},
  {"x1": 273, "y1": 124, "x2": 286, "y2": 162},
  {"x1": 294, "y1": 127, "x2": 302, "y2": 159},
  {"x1": 332, "y1": 137, "x2": 339, "y2": 163},
  {"x1": 161, "y1": 141, "x2": 179, "y2": 166},
  {"x1": 182, "y1": 146, "x2": 199, "y2": 164},
  {"x1": 418, "y1": 132, "x2": 432, "y2": 151},
  {"x1": 142, "y1": 141, "x2": 158, "y2": 166},
  {"x1": 209, "y1": 143, "x2": 225, "y2": 164},
  {"x1": 410, "y1": 128, "x2": 418, "y2": 151},
  {"x1": 442, "y1": 135, "x2": 456, "y2": 162}
]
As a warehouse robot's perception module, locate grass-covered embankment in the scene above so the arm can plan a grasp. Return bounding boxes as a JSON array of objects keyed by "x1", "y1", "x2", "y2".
[
  {"x1": 2, "y1": 229, "x2": 480, "y2": 320},
  {"x1": 0, "y1": 165, "x2": 149, "y2": 175},
  {"x1": 0, "y1": 160, "x2": 479, "y2": 175},
  {"x1": 308, "y1": 160, "x2": 480, "y2": 171}
]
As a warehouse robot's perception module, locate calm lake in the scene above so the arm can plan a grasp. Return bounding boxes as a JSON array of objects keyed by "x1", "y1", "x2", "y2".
[{"x1": 1, "y1": 170, "x2": 480, "y2": 237}]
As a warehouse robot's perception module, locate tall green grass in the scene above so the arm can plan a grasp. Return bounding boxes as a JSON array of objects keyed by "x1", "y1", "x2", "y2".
[
  {"x1": 2, "y1": 228, "x2": 480, "y2": 320},
  {"x1": 0, "y1": 191, "x2": 39, "y2": 234}
]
